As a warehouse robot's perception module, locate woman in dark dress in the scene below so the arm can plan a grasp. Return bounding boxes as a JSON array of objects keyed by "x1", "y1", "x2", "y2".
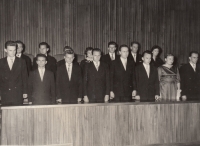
[
  {"x1": 150, "y1": 45, "x2": 164, "y2": 68},
  {"x1": 158, "y1": 54, "x2": 181, "y2": 100},
  {"x1": 80, "y1": 47, "x2": 93, "y2": 71}
]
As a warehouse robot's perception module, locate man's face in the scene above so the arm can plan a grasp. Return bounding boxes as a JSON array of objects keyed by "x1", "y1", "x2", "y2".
[
  {"x1": 93, "y1": 51, "x2": 101, "y2": 62},
  {"x1": 108, "y1": 44, "x2": 116, "y2": 53},
  {"x1": 130, "y1": 44, "x2": 139, "y2": 53},
  {"x1": 17, "y1": 43, "x2": 23, "y2": 53},
  {"x1": 4, "y1": 46, "x2": 16, "y2": 57},
  {"x1": 189, "y1": 53, "x2": 198, "y2": 64},
  {"x1": 39, "y1": 45, "x2": 49, "y2": 54},
  {"x1": 142, "y1": 53, "x2": 152, "y2": 64},
  {"x1": 119, "y1": 47, "x2": 129, "y2": 59},
  {"x1": 64, "y1": 54, "x2": 74, "y2": 64},
  {"x1": 36, "y1": 57, "x2": 47, "y2": 67}
]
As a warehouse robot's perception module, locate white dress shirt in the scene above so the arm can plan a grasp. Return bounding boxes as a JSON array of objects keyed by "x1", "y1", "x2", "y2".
[
  {"x1": 66, "y1": 63, "x2": 73, "y2": 80},
  {"x1": 38, "y1": 67, "x2": 45, "y2": 81},
  {"x1": 109, "y1": 52, "x2": 115, "y2": 60},
  {"x1": 7, "y1": 56, "x2": 15, "y2": 70},
  {"x1": 143, "y1": 63, "x2": 150, "y2": 78},
  {"x1": 120, "y1": 57, "x2": 127, "y2": 70},
  {"x1": 93, "y1": 61, "x2": 100, "y2": 71},
  {"x1": 131, "y1": 52, "x2": 137, "y2": 62},
  {"x1": 190, "y1": 62, "x2": 196, "y2": 72}
]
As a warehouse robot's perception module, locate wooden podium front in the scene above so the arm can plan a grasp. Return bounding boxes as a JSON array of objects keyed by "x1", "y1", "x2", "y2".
[{"x1": 1, "y1": 101, "x2": 200, "y2": 146}]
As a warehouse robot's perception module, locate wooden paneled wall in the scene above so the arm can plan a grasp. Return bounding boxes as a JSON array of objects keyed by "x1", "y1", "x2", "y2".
[
  {"x1": 1, "y1": 102, "x2": 200, "y2": 145},
  {"x1": 0, "y1": 0, "x2": 200, "y2": 63}
]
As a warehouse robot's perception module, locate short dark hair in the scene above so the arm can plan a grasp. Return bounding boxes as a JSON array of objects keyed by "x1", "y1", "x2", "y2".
[
  {"x1": 130, "y1": 41, "x2": 141, "y2": 49},
  {"x1": 189, "y1": 51, "x2": 199, "y2": 57},
  {"x1": 63, "y1": 46, "x2": 73, "y2": 52},
  {"x1": 64, "y1": 49, "x2": 74, "y2": 56},
  {"x1": 92, "y1": 48, "x2": 101, "y2": 55},
  {"x1": 142, "y1": 50, "x2": 152, "y2": 57},
  {"x1": 108, "y1": 41, "x2": 117, "y2": 48},
  {"x1": 39, "y1": 42, "x2": 49, "y2": 48},
  {"x1": 15, "y1": 40, "x2": 24, "y2": 48},
  {"x1": 151, "y1": 45, "x2": 162, "y2": 53},
  {"x1": 119, "y1": 44, "x2": 129, "y2": 51},
  {"x1": 5, "y1": 41, "x2": 17, "y2": 49},
  {"x1": 164, "y1": 53, "x2": 174, "y2": 59},
  {"x1": 84, "y1": 47, "x2": 93, "y2": 55},
  {"x1": 36, "y1": 54, "x2": 47, "y2": 61}
]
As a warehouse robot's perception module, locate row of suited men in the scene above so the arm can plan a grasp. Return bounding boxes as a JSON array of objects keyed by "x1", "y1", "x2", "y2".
[{"x1": 0, "y1": 40, "x2": 199, "y2": 106}]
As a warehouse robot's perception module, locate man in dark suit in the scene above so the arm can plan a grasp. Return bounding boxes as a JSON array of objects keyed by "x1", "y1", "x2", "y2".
[
  {"x1": 28, "y1": 54, "x2": 55, "y2": 105},
  {"x1": 57, "y1": 46, "x2": 78, "y2": 67},
  {"x1": 56, "y1": 50, "x2": 82, "y2": 104},
  {"x1": 135, "y1": 50, "x2": 160, "y2": 100},
  {"x1": 180, "y1": 51, "x2": 200, "y2": 100},
  {"x1": 15, "y1": 40, "x2": 32, "y2": 75},
  {"x1": 101, "y1": 41, "x2": 119, "y2": 67},
  {"x1": 128, "y1": 41, "x2": 142, "y2": 66},
  {"x1": 0, "y1": 41, "x2": 28, "y2": 106},
  {"x1": 33, "y1": 42, "x2": 57, "y2": 74},
  {"x1": 83, "y1": 48, "x2": 110, "y2": 103},
  {"x1": 110, "y1": 45, "x2": 136, "y2": 102}
]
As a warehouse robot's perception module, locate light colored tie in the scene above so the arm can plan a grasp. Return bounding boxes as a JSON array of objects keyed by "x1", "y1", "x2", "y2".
[
  {"x1": 111, "y1": 53, "x2": 114, "y2": 60},
  {"x1": 40, "y1": 68, "x2": 44, "y2": 81},
  {"x1": 146, "y1": 65, "x2": 150, "y2": 78},
  {"x1": 123, "y1": 60, "x2": 127, "y2": 70},
  {"x1": 67, "y1": 64, "x2": 71, "y2": 80},
  {"x1": 95, "y1": 62, "x2": 99, "y2": 71},
  {"x1": 193, "y1": 64, "x2": 196, "y2": 72},
  {"x1": 9, "y1": 58, "x2": 14, "y2": 70},
  {"x1": 134, "y1": 54, "x2": 136, "y2": 62}
]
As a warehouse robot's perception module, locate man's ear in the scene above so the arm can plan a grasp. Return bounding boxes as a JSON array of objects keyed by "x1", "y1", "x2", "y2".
[
  {"x1": 142, "y1": 57, "x2": 144, "y2": 61},
  {"x1": 47, "y1": 48, "x2": 49, "y2": 52},
  {"x1": 119, "y1": 51, "x2": 121, "y2": 55},
  {"x1": 45, "y1": 61, "x2": 47, "y2": 64},
  {"x1": 189, "y1": 57, "x2": 191, "y2": 60},
  {"x1": 4, "y1": 48, "x2": 7, "y2": 53}
]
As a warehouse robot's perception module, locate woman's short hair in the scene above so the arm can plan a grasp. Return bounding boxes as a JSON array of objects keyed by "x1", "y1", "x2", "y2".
[
  {"x1": 84, "y1": 47, "x2": 93, "y2": 55},
  {"x1": 164, "y1": 53, "x2": 174, "y2": 59}
]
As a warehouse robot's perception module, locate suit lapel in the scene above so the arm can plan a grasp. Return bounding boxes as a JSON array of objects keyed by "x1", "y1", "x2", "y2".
[
  {"x1": 11, "y1": 57, "x2": 19, "y2": 72},
  {"x1": 188, "y1": 63, "x2": 195, "y2": 73},
  {"x1": 70, "y1": 64, "x2": 74, "y2": 81},
  {"x1": 149, "y1": 65, "x2": 153, "y2": 79},
  {"x1": 142, "y1": 64, "x2": 149, "y2": 79},
  {"x1": 118, "y1": 58, "x2": 126, "y2": 71},
  {"x1": 36, "y1": 69, "x2": 43, "y2": 82},
  {"x1": 91, "y1": 62, "x2": 98, "y2": 72}
]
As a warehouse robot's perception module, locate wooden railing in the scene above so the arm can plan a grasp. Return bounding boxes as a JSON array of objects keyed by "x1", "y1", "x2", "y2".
[{"x1": 1, "y1": 101, "x2": 200, "y2": 146}]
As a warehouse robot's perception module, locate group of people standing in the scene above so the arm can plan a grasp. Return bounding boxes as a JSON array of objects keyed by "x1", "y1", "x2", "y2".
[{"x1": 0, "y1": 40, "x2": 199, "y2": 106}]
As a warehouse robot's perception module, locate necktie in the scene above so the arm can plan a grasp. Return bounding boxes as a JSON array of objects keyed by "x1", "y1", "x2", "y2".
[
  {"x1": 193, "y1": 64, "x2": 196, "y2": 72},
  {"x1": 9, "y1": 58, "x2": 14, "y2": 70},
  {"x1": 40, "y1": 68, "x2": 44, "y2": 81},
  {"x1": 134, "y1": 54, "x2": 136, "y2": 62},
  {"x1": 95, "y1": 62, "x2": 99, "y2": 71},
  {"x1": 146, "y1": 65, "x2": 150, "y2": 78},
  {"x1": 123, "y1": 60, "x2": 127, "y2": 70},
  {"x1": 67, "y1": 64, "x2": 71, "y2": 80},
  {"x1": 111, "y1": 53, "x2": 114, "y2": 60}
]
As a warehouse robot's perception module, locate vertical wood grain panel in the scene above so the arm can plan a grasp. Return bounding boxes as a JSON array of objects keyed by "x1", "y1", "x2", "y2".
[
  {"x1": 0, "y1": 0, "x2": 200, "y2": 63},
  {"x1": 1, "y1": 103, "x2": 200, "y2": 145}
]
